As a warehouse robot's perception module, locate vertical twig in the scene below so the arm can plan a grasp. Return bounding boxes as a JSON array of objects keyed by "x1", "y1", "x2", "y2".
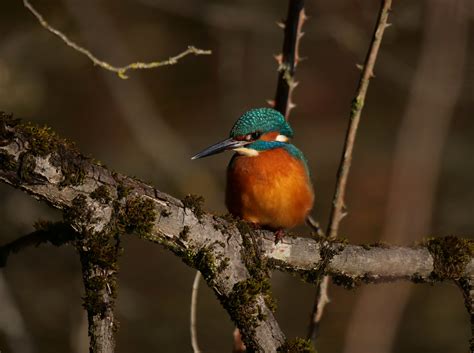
[
  {"x1": 190, "y1": 271, "x2": 201, "y2": 353},
  {"x1": 458, "y1": 277, "x2": 474, "y2": 351},
  {"x1": 307, "y1": 0, "x2": 393, "y2": 343},
  {"x1": 273, "y1": 0, "x2": 306, "y2": 119},
  {"x1": 343, "y1": 1, "x2": 468, "y2": 351}
]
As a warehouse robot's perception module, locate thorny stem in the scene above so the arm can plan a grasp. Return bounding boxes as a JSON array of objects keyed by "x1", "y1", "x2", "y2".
[
  {"x1": 307, "y1": 0, "x2": 393, "y2": 343},
  {"x1": 273, "y1": 0, "x2": 306, "y2": 119},
  {"x1": 23, "y1": 0, "x2": 211, "y2": 79}
]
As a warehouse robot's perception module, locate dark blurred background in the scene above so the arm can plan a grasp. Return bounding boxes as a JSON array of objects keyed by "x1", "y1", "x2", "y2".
[{"x1": 0, "y1": 0, "x2": 473, "y2": 352}]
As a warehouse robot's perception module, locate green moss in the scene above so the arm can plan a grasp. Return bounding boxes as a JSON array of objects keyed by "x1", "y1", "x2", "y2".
[
  {"x1": 18, "y1": 152, "x2": 39, "y2": 183},
  {"x1": 56, "y1": 154, "x2": 86, "y2": 186},
  {"x1": 0, "y1": 150, "x2": 17, "y2": 171},
  {"x1": 90, "y1": 185, "x2": 111, "y2": 204},
  {"x1": 178, "y1": 246, "x2": 218, "y2": 283},
  {"x1": 117, "y1": 197, "x2": 156, "y2": 238},
  {"x1": 350, "y1": 97, "x2": 363, "y2": 117},
  {"x1": 218, "y1": 257, "x2": 230, "y2": 272},
  {"x1": 21, "y1": 123, "x2": 60, "y2": 157},
  {"x1": 64, "y1": 195, "x2": 89, "y2": 225},
  {"x1": 223, "y1": 276, "x2": 273, "y2": 335},
  {"x1": 1, "y1": 115, "x2": 87, "y2": 186},
  {"x1": 182, "y1": 194, "x2": 205, "y2": 220},
  {"x1": 117, "y1": 182, "x2": 132, "y2": 199},
  {"x1": 426, "y1": 236, "x2": 474, "y2": 280},
  {"x1": 278, "y1": 338, "x2": 317, "y2": 353}
]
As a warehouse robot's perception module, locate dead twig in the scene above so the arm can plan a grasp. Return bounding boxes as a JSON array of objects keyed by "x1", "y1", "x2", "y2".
[{"x1": 23, "y1": 0, "x2": 211, "y2": 79}]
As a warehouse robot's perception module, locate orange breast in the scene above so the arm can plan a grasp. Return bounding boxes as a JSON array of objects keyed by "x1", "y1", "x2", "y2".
[{"x1": 226, "y1": 148, "x2": 314, "y2": 230}]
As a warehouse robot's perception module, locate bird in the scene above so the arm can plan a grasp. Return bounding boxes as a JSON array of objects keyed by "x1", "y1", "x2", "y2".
[{"x1": 192, "y1": 107, "x2": 314, "y2": 242}]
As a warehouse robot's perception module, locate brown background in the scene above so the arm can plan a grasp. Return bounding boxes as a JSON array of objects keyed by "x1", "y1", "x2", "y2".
[{"x1": 0, "y1": 1, "x2": 473, "y2": 352}]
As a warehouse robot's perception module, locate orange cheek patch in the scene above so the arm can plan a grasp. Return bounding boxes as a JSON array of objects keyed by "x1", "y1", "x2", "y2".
[{"x1": 260, "y1": 132, "x2": 279, "y2": 141}]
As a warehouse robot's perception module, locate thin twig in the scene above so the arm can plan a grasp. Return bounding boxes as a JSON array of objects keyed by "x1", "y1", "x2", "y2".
[
  {"x1": 273, "y1": 0, "x2": 306, "y2": 119},
  {"x1": 190, "y1": 271, "x2": 201, "y2": 353},
  {"x1": 343, "y1": 1, "x2": 469, "y2": 351},
  {"x1": 307, "y1": 0, "x2": 393, "y2": 343},
  {"x1": 458, "y1": 277, "x2": 474, "y2": 351},
  {"x1": 23, "y1": 0, "x2": 211, "y2": 79}
]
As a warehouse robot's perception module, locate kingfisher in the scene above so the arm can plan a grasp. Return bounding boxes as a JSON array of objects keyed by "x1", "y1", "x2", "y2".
[{"x1": 192, "y1": 108, "x2": 314, "y2": 242}]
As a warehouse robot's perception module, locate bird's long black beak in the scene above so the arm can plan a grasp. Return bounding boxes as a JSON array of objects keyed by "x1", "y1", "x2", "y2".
[{"x1": 191, "y1": 138, "x2": 249, "y2": 160}]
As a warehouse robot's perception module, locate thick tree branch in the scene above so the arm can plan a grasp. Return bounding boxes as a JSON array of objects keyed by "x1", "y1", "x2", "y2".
[{"x1": 0, "y1": 114, "x2": 472, "y2": 351}]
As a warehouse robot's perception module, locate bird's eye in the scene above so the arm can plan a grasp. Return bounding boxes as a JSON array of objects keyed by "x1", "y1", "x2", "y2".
[{"x1": 246, "y1": 132, "x2": 261, "y2": 141}]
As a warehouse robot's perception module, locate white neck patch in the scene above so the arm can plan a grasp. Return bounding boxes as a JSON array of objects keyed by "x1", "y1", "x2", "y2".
[
  {"x1": 233, "y1": 147, "x2": 259, "y2": 157},
  {"x1": 276, "y1": 134, "x2": 289, "y2": 142}
]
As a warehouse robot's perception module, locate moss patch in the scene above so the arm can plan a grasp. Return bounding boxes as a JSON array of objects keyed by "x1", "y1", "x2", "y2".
[
  {"x1": 91, "y1": 185, "x2": 111, "y2": 204},
  {"x1": 177, "y1": 246, "x2": 219, "y2": 283},
  {"x1": 117, "y1": 182, "x2": 132, "y2": 199},
  {"x1": 182, "y1": 194, "x2": 205, "y2": 221},
  {"x1": 426, "y1": 236, "x2": 474, "y2": 280},
  {"x1": 18, "y1": 152, "x2": 43, "y2": 183},
  {"x1": 1, "y1": 114, "x2": 87, "y2": 186},
  {"x1": 117, "y1": 197, "x2": 156, "y2": 238},
  {"x1": 278, "y1": 338, "x2": 317, "y2": 353}
]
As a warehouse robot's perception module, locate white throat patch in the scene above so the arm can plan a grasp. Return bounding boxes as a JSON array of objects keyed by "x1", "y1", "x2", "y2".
[{"x1": 233, "y1": 147, "x2": 259, "y2": 157}]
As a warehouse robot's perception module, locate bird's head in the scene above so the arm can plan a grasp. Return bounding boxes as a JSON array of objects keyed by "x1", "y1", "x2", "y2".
[{"x1": 191, "y1": 108, "x2": 293, "y2": 159}]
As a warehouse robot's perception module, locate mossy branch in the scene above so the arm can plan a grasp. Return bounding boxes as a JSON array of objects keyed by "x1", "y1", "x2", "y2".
[
  {"x1": 1, "y1": 113, "x2": 473, "y2": 351},
  {"x1": 23, "y1": 0, "x2": 211, "y2": 79}
]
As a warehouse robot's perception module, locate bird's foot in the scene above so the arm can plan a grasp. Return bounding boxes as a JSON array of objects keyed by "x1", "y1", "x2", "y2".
[{"x1": 274, "y1": 229, "x2": 285, "y2": 244}]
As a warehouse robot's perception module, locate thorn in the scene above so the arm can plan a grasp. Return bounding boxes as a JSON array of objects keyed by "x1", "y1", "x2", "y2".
[
  {"x1": 267, "y1": 100, "x2": 275, "y2": 107},
  {"x1": 385, "y1": 23, "x2": 392, "y2": 28},
  {"x1": 289, "y1": 102, "x2": 296, "y2": 110},
  {"x1": 301, "y1": 9, "x2": 309, "y2": 21},
  {"x1": 291, "y1": 81, "x2": 299, "y2": 89},
  {"x1": 298, "y1": 32, "x2": 305, "y2": 39},
  {"x1": 276, "y1": 21, "x2": 285, "y2": 29},
  {"x1": 370, "y1": 71, "x2": 376, "y2": 78},
  {"x1": 356, "y1": 64, "x2": 363, "y2": 71},
  {"x1": 274, "y1": 54, "x2": 283, "y2": 66}
]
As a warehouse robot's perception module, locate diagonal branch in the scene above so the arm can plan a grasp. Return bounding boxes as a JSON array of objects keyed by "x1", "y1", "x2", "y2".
[{"x1": 0, "y1": 114, "x2": 472, "y2": 351}]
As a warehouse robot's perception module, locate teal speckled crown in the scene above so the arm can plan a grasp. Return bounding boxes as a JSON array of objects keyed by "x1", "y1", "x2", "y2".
[{"x1": 230, "y1": 108, "x2": 294, "y2": 138}]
